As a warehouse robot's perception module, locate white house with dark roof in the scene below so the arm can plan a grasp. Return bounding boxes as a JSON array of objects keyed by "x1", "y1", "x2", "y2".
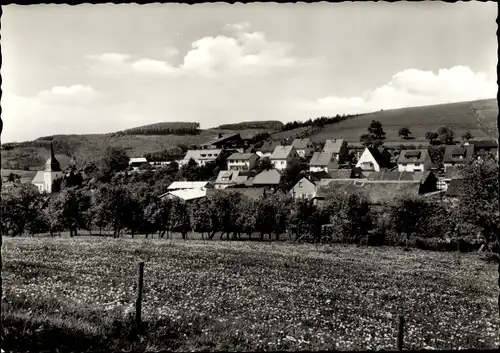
[
  {"x1": 227, "y1": 152, "x2": 259, "y2": 171},
  {"x1": 397, "y1": 149, "x2": 433, "y2": 172},
  {"x1": 270, "y1": 146, "x2": 301, "y2": 171},
  {"x1": 180, "y1": 149, "x2": 222, "y2": 167},
  {"x1": 291, "y1": 138, "x2": 316, "y2": 158},
  {"x1": 31, "y1": 142, "x2": 63, "y2": 194},
  {"x1": 355, "y1": 147, "x2": 391, "y2": 172},
  {"x1": 309, "y1": 151, "x2": 339, "y2": 173},
  {"x1": 323, "y1": 139, "x2": 349, "y2": 162},
  {"x1": 443, "y1": 145, "x2": 474, "y2": 172}
]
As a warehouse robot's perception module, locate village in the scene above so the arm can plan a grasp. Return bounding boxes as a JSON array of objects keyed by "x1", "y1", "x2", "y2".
[{"x1": 87, "y1": 129, "x2": 497, "y2": 205}]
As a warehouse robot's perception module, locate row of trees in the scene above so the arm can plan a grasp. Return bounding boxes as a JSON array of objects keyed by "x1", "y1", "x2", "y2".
[
  {"x1": 114, "y1": 122, "x2": 201, "y2": 136},
  {"x1": 2, "y1": 156, "x2": 498, "y2": 252},
  {"x1": 281, "y1": 114, "x2": 361, "y2": 132}
]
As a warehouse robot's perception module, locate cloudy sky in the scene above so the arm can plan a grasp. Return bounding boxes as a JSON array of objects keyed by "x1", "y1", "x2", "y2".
[{"x1": 2, "y1": 2, "x2": 497, "y2": 142}]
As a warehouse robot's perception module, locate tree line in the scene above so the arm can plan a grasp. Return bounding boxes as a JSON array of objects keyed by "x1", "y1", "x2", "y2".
[{"x1": 281, "y1": 114, "x2": 361, "y2": 132}]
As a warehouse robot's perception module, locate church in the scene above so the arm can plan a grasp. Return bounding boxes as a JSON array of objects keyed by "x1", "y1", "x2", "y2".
[{"x1": 31, "y1": 142, "x2": 63, "y2": 193}]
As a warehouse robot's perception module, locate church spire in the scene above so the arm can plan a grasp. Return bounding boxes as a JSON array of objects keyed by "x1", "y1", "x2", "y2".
[{"x1": 45, "y1": 141, "x2": 62, "y2": 172}]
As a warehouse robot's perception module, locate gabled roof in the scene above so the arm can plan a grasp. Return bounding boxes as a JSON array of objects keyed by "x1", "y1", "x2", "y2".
[
  {"x1": 215, "y1": 170, "x2": 248, "y2": 185},
  {"x1": 323, "y1": 139, "x2": 345, "y2": 154},
  {"x1": 201, "y1": 133, "x2": 240, "y2": 146},
  {"x1": 310, "y1": 170, "x2": 334, "y2": 180},
  {"x1": 207, "y1": 187, "x2": 265, "y2": 201},
  {"x1": 253, "y1": 169, "x2": 282, "y2": 185},
  {"x1": 161, "y1": 188, "x2": 207, "y2": 201},
  {"x1": 270, "y1": 145, "x2": 296, "y2": 160},
  {"x1": 292, "y1": 138, "x2": 313, "y2": 150},
  {"x1": 326, "y1": 169, "x2": 353, "y2": 180},
  {"x1": 316, "y1": 180, "x2": 421, "y2": 204},
  {"x1": 227, "y1": 153, "x2": 258, "y2": 161},
  {"x1": 259, "y1": 140, "x2": 282, "y2": 153},
  {"x1": 31, "y1": 171, "x2": 45, "y2": 184},
  {"x1": 443, "y1": 145, "x2": 474, "y2": 164},
  {"x1": 365, "y1": 171, "x2": 431, "y2": 183},
  {"x1": 183, "y1": 149, "x2": 222, "y2": 161},
  {"x1": 469, "y1": 139, "x2": 498, "y2": 149},
  {"x1": 309, "y1": 152, "x2": 335, "y2": 166},
  {"x1": 397, "y1": 149, "x2": 430, "y2": 164},
  {"x1": 364, "y1": 147, "x2": 391, "y2": 167},
  {"x1": 167, "y1": 181, "x2": 212, "y2": 190}
]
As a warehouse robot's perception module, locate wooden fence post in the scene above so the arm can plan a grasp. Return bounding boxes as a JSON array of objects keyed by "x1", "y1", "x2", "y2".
[
  {"x1": 397, "y1": 315, "x2": 405, "y2": 351},
  {"x1": 136, "y1": 262, "x2": 144, "y2": 329}
]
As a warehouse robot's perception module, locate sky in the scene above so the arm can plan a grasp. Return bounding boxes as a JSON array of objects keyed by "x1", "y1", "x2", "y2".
[{"x1": 1, "y1": 2, "x2": 497, "y2": 143}]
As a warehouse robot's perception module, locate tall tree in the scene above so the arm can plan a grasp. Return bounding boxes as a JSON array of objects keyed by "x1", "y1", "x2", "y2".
[
  {"x1": 398, "y1": 127, "x2": 412, "y2": 140},
  {"x1": 361, "y1": 120, "x2": 386, "y2": 147},
  {"x1": 462, "y1": 130, "x2": 473, "y2": 141},
  {"x1": 99, "y1": 146, "x2": 130, "y2": 180},
  {"x1": 437, "y1": 127, "x2": 455, "y2": 145},
  {"x1": 425, "y1": 131, "x2": 439, "y2": 144},
  {"x1": 456, "y1": 156, "x2": 499, "y2": 250}
]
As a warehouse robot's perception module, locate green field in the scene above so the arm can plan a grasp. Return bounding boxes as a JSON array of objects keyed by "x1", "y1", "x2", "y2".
[
  {"x1": 2, "y1": 236, "x2": 499, "y2": 352},
  {"x1": 272, "y1": 99, "x2": 498, "y2": 143}
]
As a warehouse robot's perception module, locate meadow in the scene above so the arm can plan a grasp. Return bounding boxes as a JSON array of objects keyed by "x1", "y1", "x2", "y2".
[{"x1": 2, "y1": 236, "x2": 499, "y2": 352}]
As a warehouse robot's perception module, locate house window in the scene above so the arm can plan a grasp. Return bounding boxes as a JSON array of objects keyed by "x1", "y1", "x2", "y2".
[
  {"x1": 298, "y1": 182, "x2": 303, "y2": 187},
  {"x1": 414, "y1": 163, "x2": 420, "y2": 166},
  {"x1": 402, "y1": 163, "x2": 407, "y2": 166}
]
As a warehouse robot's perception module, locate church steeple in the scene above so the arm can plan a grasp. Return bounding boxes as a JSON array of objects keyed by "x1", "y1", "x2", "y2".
[{"x1": 45, "y1": 141, "x2": 62, "y2": 172}]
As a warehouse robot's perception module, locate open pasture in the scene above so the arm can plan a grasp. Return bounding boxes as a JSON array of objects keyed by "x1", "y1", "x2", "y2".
[{"x1": 2, "y1": 236, "x2": 499, "y2": 352}]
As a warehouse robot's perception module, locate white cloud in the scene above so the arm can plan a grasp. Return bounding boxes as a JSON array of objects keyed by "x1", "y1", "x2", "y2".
[
  {"x1": 131, "y1": 59, "x2": 179, "y2": 75},
  {"x1": 86, "y1": 53, "x2": 130, "y2": 65},
  {"x1": 86, "y1": 22, "x2": 305, "y2": 79},
  {"x1": 36, "y1": 84, "x2": 100, "y2": 106},
  {"x1": 298, "y1": 66, "x2": 497, "y2": 115}
]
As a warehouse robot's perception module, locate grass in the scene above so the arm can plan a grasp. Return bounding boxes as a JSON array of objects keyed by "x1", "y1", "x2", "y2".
[
  {"x1": 273, "y1": 98, "x2": 498, "y2": 143},
  {"x1": 2, "y1": 236, "x2": 499, "y2": 352}
]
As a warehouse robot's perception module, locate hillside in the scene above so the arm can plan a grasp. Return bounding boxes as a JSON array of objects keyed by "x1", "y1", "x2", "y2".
[
  {"x1": 272, "y1": 98, "x2": 498, "y2": 143},
  {"x1": 1, "y1": 98, "x2": 497, "y2": 171},
  {"x1": 0, "y1": 129, "x2": 267, "y2": 170}
]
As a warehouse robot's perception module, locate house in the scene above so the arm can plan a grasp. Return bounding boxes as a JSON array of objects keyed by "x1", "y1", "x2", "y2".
[
  {"x1": 257, "y1": 140, "x2": 282, "y2": 158},
  {"x1": 469, "y1": 139, "x2": 498, "y2": 159},
  {"x1": 31, "y1": 142, "x2": 63, "y2": 194},
  {"x1": 363, "y1": 170, "x2": 438, "y2": 194},
  {"x1": 160, "y1": 188, "x2": 207, "y2": 202},
  {"x1": 439, "y1": 167, "x2": 463, "y2": 191},
  {"x1": 206, "y1": 187, "x2": 266, "y2": 201},
  {"x1": 355, "y1": 147, "x2": 391, "y2": 172},
  {"x1": 167, "y1": 181, "x2": 213, "y2": 191},
  {"x1": 180, "y1": 149, "x2": 222, "y2": 167},
  {"x1": 397, "y1": 149, "x2": 433, "y2": 172},
  {"x1": 309, "y1": 151, "x2": 339, "y2": 173},
  {"x1": 323, "y1": 139, "x2": 349, "y2": 162},
  {"x1": 290, "y1": 175, "x2": 332, "y2": 200},
  {"x1": 270, "y1": 146, "x2": 301, "y2": 171},
  {"x1": 443, "y1": 145, "x2": 474, "y2": 172},
  {"x1": 214, "y1": 170, "x2": 249, "y2": 189},
  {"x1": 291, "y1": 138, "x2": 316, "y2": 159},
  {"x1": 200, "y1": 133, "x2": 245, "y2": 150},
  {"x1": 252, "y1": 169, "x2": 283, "y2": 190},
  {"x1": 315, "y1": 179, "x2": 421, "y2": 205},
  {"x1": 227, "y1": 153, "x2": 260, "y2": 171},
  {"x1": 129, "y1": 157, "x2": 148, "y2": 171}
]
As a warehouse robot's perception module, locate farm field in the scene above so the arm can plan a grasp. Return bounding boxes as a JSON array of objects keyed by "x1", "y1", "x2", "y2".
[
  {"x1": 2, "y1": 236, "x2": 499, "y2": 352},
  {"x1": 274, "y1": 98, "x2": 498, "y2": 143}
]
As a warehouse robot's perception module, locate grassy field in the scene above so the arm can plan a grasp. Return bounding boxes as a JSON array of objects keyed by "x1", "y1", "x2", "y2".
[
  {"x1": 272, "y1": 98, "x2": 498, "y2": 143},
  {"x1": 2, "y1": 236, "x2": 499, "y2": 352}
]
